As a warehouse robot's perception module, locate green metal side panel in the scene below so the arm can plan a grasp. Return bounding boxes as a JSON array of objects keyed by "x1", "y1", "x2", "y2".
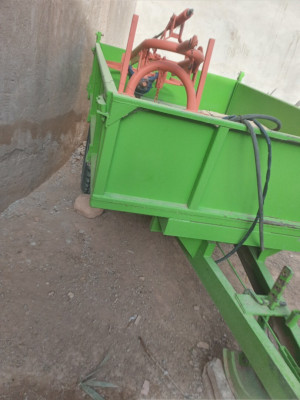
[
  {"x1": 88, "y1": 42, "x2": 300, "y2": 253},
  {"x1": 139, "y1": 72, "x2": 238, "y2": 114},
  {"x1": 105, "y1": 111, "x2": 213, "y2": 203},
  {"x1": 101, "y1": 43, "x2": 237, "y2": 114},
  {"x1": 227, "y1": 83, "x2": 300, "y2": 136}
]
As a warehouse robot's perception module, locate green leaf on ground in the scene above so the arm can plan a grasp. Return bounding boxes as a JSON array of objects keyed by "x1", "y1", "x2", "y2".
[
  {"x1": 85, "y1": 379, "x2": 118, "y2": 388},
  {"x1": 79, "y1": 383, "x2": 105, "y2": 400}
]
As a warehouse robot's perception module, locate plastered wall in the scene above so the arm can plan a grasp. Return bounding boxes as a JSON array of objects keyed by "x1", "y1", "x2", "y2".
[{"x1": 0, "y1": 0, "x2": 136, "y2": 211}]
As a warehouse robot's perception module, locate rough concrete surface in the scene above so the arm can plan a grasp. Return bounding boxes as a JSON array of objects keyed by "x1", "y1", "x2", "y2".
[
  {"x1": 0, "y1": 0, "x2": 136, "y2": 211},
  {"x1": 0, "y1": 146, "x2": 299, "y2": 399}
]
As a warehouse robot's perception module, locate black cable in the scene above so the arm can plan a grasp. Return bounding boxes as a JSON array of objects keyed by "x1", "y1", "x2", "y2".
[
  {"x1": 235, "y1": 114, "x2": 281, "y2": 131},
  {"x1": 215, "y1": 114, "x2": 280, "y2": 263},
  {"x1": 244, "y1": 119, "x2": 264, "y2": 250},
  {"x1": 153, "y1": 30, "x2": 164, "y2": 39}
]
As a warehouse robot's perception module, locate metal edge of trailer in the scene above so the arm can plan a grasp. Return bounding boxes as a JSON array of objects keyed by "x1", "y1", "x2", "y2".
[
  {"x1": 87, "y1": 47, "x2": 300, "y2": 252},
  {"x1": 94, "y1": 38, "x2": 300, "y2": 144}
]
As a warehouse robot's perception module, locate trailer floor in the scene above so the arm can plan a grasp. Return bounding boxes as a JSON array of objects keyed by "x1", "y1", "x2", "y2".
[{"x1": 1, "y1": 146, "x2": 299, "y2": 400}]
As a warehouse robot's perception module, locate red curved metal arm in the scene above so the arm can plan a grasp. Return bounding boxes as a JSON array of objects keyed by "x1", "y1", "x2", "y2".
[
  {"x1": 125, "y1": 60, "x2": 198, "y2": 111},
  {"x1": 130, "y1": 38, "x2": 204, "y2": 71}
]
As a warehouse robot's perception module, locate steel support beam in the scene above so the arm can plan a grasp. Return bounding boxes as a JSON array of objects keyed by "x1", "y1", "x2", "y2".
[{"x1": 179, "y1": 239, "x2": 300, "y2": 399}]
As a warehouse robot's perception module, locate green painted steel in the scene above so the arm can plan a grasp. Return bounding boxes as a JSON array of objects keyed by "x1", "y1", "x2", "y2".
[
  {"x1": 226, "y1": 83, "x2": 300, "y2": 136},
  {"x1": 87, "y1": 38, "x2": 300, "y2": 253},
  {"x1": 85, "y1": 35, "x2": 300, "y2": 399},
  {"x1": 177, "y1": 239, "x2": 300, "y2": 399},
  {"x1": 153, "y1": 215, "x2": 300, "y2": 398},
  {"x1": 223, "y1": 349, "x2": 270, "y2": 399},
  {"x1": 237, "y1": 246, "x2": 300, "y2": 362},
  {"x1": 149, "y1": 216, "x2": 300, "y2": 252}
]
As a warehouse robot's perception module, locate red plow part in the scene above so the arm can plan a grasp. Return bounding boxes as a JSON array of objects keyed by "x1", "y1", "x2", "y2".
[{"x1": 107, "y1": 9, "x2": 215, "y2": 111}]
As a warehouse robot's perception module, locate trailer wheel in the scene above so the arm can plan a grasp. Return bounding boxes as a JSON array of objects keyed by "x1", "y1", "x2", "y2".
[{"x1": 81, "y1": 128, "x2": 91, "y2": 194}]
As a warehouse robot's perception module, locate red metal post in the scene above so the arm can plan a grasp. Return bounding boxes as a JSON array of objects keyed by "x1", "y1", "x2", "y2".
[
  {"x1": 163, "y1": 8, "x2": 194, "y2": 40},
  {"x1": 130, "y1": 38, "x2": 204, "y2": 69},
  {"x1": 195, "y1": 38, "x2": 215, "y2": 109},
  {"x1": 118, "y1": 14, "x2": 139, "y2": 94}
]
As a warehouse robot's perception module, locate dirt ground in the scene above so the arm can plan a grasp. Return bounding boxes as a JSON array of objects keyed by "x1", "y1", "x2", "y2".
[{"x1": 1, "y1": 145, "x2": 299, "y2": 400}]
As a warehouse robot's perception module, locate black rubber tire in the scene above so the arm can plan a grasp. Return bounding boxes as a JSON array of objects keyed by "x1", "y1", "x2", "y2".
[{"x1": 81, "y1": 128, "x2": 91, "y2": 194}]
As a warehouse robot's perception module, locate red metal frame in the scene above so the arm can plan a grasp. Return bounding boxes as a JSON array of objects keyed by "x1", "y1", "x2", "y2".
[
  {"x1": 125, "y1": 60, "x2": 198, "y2": 111},
  {"x1": 129, "y1": 37, "x2": 204, "y2": 74},
  {"x1": 161, "y1": 8, "x2": 194, "y2": 42},
  {"x1": 109, "y1": 9, "x2": 215, "y2": 111},
  {"x1": 196, "y1": 39, "x2": 215, "y2": 109},
  {"x1": 118, "y1": 14, "x2": 139, "y2": 94}
]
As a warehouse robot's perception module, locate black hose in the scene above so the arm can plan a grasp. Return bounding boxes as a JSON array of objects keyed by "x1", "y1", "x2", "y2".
[
  {"x1": 235, "y1": 114, "x2": 281, "y2": 131},
  {"x1": 153, "y1": 30, "x2": 164, "y2": 39},
  {"x1": 244, "y1": 119, "x2": 264, "y2": 250},
  {"x1": 215, "y1": 114, "x2": 280, "y2": 263}
]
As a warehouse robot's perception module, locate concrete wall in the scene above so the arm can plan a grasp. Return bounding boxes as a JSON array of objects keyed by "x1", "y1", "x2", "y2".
[
  {"x1": 135, "y1": 0, "x2": 300, "y2": 105},
  {"x1": 0, "y1": 0, "x2": 136, "y2": 211}
]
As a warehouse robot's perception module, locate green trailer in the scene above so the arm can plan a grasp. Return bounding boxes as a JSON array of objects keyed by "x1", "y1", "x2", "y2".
[{"x1": 82, "y1": 27, "x2": 300, "y2": 399}]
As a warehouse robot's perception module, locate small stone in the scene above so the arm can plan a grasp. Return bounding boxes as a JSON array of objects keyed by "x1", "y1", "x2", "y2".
[
  {"x1": 135, "y1": 315, "x2": 141, "y2": 326},
  {"x1": 74, "y1": 194, "x2": 104, "y2": 219},
  {"x1": 139, "y1": 276, "x2": 145, "y2": 281},
  {"x1": 206, "y1": 358, "x2": 234, "y2": 399},
  {"x1": 197, "y1": 341, "x2": 210, "y2": 350},
  {"x1": 30, "y1": 241, "x2": 36, "y2": 246},
  {"x1": 193, "y1": 305, "x2": 200, "y2": 311},
  {"x1": 140, "y1": 380, "x2": 150, "y2": 396},
  {"x1": 68, "y1": 291, "x2": 74, "y2": 299},
  {"x1": 202, "y1": 365, "x2": 215, "y2": 399},
  {"x1": 48, "y1": 291, "x2": 55, "y2": 296}
]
